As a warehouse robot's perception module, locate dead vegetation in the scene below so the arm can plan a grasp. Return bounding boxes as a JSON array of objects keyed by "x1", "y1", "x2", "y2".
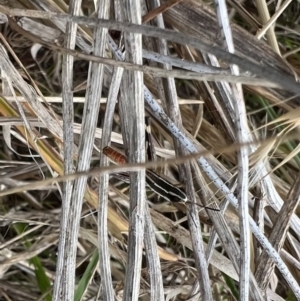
[{"x1": 0, "y1": 0, "x2": 300, "y2": 300}]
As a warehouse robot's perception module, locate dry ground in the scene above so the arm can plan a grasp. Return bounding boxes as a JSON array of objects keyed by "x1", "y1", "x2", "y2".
[{"x1": 0, "y1": 0, "x2": 300, "y2": 300}]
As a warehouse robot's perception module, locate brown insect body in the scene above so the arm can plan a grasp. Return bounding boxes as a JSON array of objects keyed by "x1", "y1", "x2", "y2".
[{"x1": 103, "y1": 146, "x2": 127, "y2": 165}]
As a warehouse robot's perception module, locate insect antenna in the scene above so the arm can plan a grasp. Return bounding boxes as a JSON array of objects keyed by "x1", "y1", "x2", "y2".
[{"x1": 185, "y1": 201, "x2": 220, "y2": 212}]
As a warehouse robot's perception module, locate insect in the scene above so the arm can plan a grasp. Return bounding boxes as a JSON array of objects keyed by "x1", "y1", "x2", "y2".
[
  {"x1": 103, "y1": 146, "x2": 187, "y2": 203},
  {"x1": 103, "y1": 118, "x2": 219, "y2": 211}
]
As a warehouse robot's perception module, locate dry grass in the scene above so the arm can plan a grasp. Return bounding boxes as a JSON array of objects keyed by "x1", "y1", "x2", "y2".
[{"x1": 0, "y1": 0, "x2": 300, "y2": 300}]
